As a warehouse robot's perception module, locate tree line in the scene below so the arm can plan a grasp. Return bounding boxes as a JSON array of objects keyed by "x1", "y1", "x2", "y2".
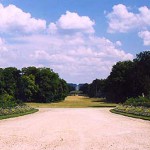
[
  {"x1": 80, "y1": 51, "x2": 150, "y2": 103},
  {"x1": 0, "y1": 67, "x2": 68, "y2": 104}
]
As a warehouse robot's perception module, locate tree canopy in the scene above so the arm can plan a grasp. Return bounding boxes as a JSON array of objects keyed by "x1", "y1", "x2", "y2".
[
  {"x1": 80, "y1": 51, "x2": 150, "y2": 103},
  {"x1": 0, "y1": 67, "x2": 68, "y2": 104}
]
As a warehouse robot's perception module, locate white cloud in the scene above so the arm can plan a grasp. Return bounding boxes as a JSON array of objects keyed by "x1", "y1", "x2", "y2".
[
  {"x1": 0, "y1": 3, "x2": 46, "y2": 34},
  {"x1": 116, "y1": 41, "x2": 122, "y2": 46},
  {"x1": 1, "y1": 33, "x2": 134, "y2": 83},
  {"x1": 0, "y1": 4, "x2": 134, "y2": 83},
  {"x1": 20, "y1": 34, "x2": 133, "y2": 83},
  {"x1": 0, "y1": 38, "x2": 7, "y2": 52},
  {"x1": 107, "y1": 4, "x2": 150, "y2": 33},
  {"x1": 0, "y1": 38, "x2": 21, "y2": 67},
  {"x1": 48, "y1": 23, "x2": 58, "y2": 34},
  {"x1": 48, "y1": 11, "x2": 95, "y2": 34},
  {"x1": 138, "y1": 30, "x2": 150, "y2": 46}
]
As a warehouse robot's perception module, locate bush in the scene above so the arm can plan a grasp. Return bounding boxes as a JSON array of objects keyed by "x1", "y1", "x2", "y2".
[
  {"x1": 113, "y1": 105, "x2": 150, "y2": 117},
  {"x1": 0, "y1": 105, "x2": 36, "y2": 116},
  {"x1": 124, "y1": 96, "x2": 150, "y2": 107},
  {"x1": 0, "y1": 94, "x2": 18, "y2": 108}
]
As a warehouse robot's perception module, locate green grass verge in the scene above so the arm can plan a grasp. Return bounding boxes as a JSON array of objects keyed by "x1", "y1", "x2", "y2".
[
  {"x1": 27, "y1": 96, "x2": 116, "y2": 108},
  {"x1": 110, "y1": 109, "x2": 150, "y2": 121},
  {"x1": 0, "y1": 108, "x2": 38, "y2": 120}
]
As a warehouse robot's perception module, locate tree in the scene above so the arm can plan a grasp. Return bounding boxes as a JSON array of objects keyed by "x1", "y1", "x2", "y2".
[
  {"x1": 3, "y1": 67, "x2": 21, "y2": 98},
  {"x1": 58, "y1": 79, "x2": 69, "y2": 100},
  {"x1": 133, "y1": 51, "x2": 150, "y2": 97},
  {"x1": 105, "y1": 61, "x2": 134, "y2": 103},
  {"x1": 67, "y1": 83, "x2": 76, "y2": 92},
  {"x1": 0, "y1": 67, "x2": 68, "y2": 104},
  {"x1": 0, "y1": 68, "x2": 5, "y2": 95},
  {"x1": 88, "y1": 79, "x2": 106, "y2": 98},
  {"x1": 20, "y1": 75, "x2": 38, "y2": 102},
  {"x1": 79, "y1": 83, "x2": 89, "y2": 95},
  {"x1": 22, "y1": 66, "x2": 38, "y2": 76}
]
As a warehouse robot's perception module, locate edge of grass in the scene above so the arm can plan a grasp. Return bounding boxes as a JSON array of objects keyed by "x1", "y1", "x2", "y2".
[
  {"x1": 0, "y1": 108, "x2": 39, "y2": 120},
  {"x1": 26, "y1": 96, "x2": 117, "y2": 108},
  {"x1": 89, "y1": 105, "x2": 116, "y2": 108},
  {"x1": 110, "y1": 109, "x2": 150, "y2": 121}
]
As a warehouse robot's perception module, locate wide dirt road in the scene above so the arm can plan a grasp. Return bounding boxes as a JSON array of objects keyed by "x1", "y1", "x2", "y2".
[{"x1": 0, "y1": 108, "x2": 150, "y2": 150}]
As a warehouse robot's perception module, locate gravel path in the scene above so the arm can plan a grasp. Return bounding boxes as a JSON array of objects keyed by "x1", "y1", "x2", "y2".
[{"x1": 0, "y1": 108, "x2": 150, "y2": 150}]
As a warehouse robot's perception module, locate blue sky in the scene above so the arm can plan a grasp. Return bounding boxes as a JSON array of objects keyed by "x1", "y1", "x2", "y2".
[{"x1": 0, "y1": 0, "x2": 150, "y2": 83}]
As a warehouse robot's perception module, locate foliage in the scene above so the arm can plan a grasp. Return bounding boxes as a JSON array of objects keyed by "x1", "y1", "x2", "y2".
[
  {"x1": 111, "y1": 95, "x2": 150, "y2": 120},
  {"x1": 0, "y1": 67, "x2": 68, "y2": 104},
  {"x1": 20, "y1": 75, "x2": 38, "y2": 102},
  {"x1": 112, "y1": 105, "x2": 150, "y2": 117},
  {"x1": 105, "y1": 61, "x2": 134, "y2": 103},
  {"x1": 68, "y1": 83, "x2": 76, "y2": 92},
  {"x1": 124, "y1": 96, "x2": 150, "y2": 107},
  {"x1": 0, "y1": 94, "x2": 18, "y2": 108},
  {"x1": 79, "y1": 83, "x2": 89, "y2": 95},
  {"x1": 80, "y1": 51, "x2": 150, "y2": 104},
  {"x1": 132, "y1": 51, "x2": 150, "y2": 97},
  {"x1": 0, "y1": 105, "x2": 33, "y2": 116},
  {"x1": 0, "y1": 105, "x2": 38, "y2": 120},
  {"x1": 79, "y1": 79, "x2": 106, "y2": 98}
]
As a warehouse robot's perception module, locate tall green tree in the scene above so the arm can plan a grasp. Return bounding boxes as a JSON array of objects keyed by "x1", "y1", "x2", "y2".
[
  {"x1": 133, "y1": 51, "x2": 150, "y2": 97},
  {"x1": 105, "y1": 61, "x2": 134, "y2": 103},
  {"x1": 88, "y1": 79, "x2": 106, "y2": 98},
  {"x1": 0, "y1": 68, "x2": 5, "y2": 95},
  {"x1": 3, "y1": 67, "x2": 21, "y2": 98},
  {"x1": 0, "y1": 67, "x2": 68, "y2": 104},
  {"x1": 79, "y1": 83, "x2": 89, "y2": 95},
  {"x1": 20, "y1": 75, "x2": 38, "y2": 102}
]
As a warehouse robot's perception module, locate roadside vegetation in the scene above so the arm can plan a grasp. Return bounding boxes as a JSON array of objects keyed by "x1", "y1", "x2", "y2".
[
  {"x1": 0, "y1": 106, "x2": 38, "y2": 120},
  {"x1": 0, "y1": 67, "x2": 68, "y2": 120},
  {"x1": 0, "y1": 93, "x2": 38, "y2": 120},
  {"x1": 1, "y1": 51, "x2": 150, "y2": 120},
  {"x1": 111, "y1": 96, "x2": 150, "y2": 120},
  {"x1": 27, "y1": 96, "x2": 116, "y2": 108},
  {"x1": 0, "y1": 67, "x2": 68, "y2": 103},
  {"x1": 80, "y1": 51, "x2": 150, "y2": 120}
]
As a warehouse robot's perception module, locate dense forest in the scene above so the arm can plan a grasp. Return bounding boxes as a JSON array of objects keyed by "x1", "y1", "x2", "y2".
[
  {"x1": 80, "y1": 51, "x2": 150, "y2": 103},
  {"x1": 0, "y1": 67, "x2": 68, "y2": 106}
]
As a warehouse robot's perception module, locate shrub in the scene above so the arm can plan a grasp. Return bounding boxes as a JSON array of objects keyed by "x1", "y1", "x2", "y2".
[
  {"x1": 124, "y1": 96, "x2": 150, "y2": 107},
  {"x1": 113, "y1": 105, "x2": 150, "y2": 117},
  {"x1": 0, "y1": 94, "x2": 18, "y2": 108},
  {"x1": 0, "y1": 105, "x2": 35, "y2": 116}
]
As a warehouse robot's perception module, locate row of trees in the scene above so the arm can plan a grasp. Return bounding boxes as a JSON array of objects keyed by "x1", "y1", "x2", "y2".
[
  {"x1": 67, "y1": 83, "x2": 76, "y2": 92},
  {"x1": 0, "y1": 67, "x2": 68, "y2": 103},
  {"x1": 80, "y1": 51, "x2": 150, "y2": 103}
]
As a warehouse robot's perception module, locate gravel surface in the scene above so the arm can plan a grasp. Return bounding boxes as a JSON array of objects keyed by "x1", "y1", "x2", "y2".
[{"x1": 0, "y1": 108, "x2": 150, "y2": 150}]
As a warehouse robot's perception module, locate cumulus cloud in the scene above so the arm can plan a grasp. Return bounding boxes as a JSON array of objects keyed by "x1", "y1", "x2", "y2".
[
  {"x1": 107, "y1": 4, "x2": 150, "y2": 33},
  {"x1": 0, "y1": 38, "x2": 7, "y2": 52},
  {"x1": 21, "y1": 34, "x2": 133, "y2": 83},
  {"x1": 48, "y1": 23, "x2": 58, "y2": 34},
  {"x1": 0, "y1": 4, "x2": 134, "y2": 83},
  {"x1": 0, "y1": 3, "x2": 46, "y2": 34},
  {"x1": 1, "y1": 33, "x2": 134, "y2": 83},
  {"x1": 138, "y1": 30, "x2": 150, "y2": 46},
  {"x1": 116, "y1": 41, "x2": 122, "y2": 46},
  {"x1": 48, "y1": 11, "x2": 95, "y2": 34},
  {"x1": 0, "y1": 37, "x2": 20, "y2": 67}
]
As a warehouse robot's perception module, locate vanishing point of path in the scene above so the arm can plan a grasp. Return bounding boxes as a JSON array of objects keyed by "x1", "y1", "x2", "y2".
[{"x1": 0, "y1": 108, "x2": 150, "y2": 150}]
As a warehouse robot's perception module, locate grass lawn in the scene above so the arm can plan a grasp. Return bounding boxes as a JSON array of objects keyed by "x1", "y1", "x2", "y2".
[{"x1": 26, "y1": 96, "x2": 117, "y2": 108}]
